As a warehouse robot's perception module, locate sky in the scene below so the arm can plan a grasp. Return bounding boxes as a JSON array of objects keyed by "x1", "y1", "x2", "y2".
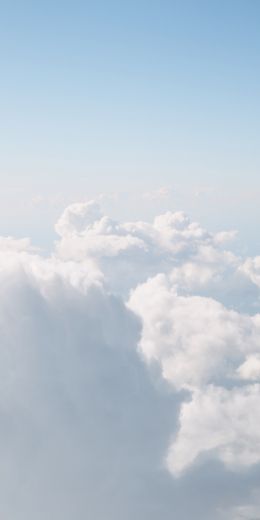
[
  {"x1": 1, "y1": 2, "x2": 260, "y2": 519},
  {"x1": 0, "y1": 0, "x2": 260, "y2": 248}
]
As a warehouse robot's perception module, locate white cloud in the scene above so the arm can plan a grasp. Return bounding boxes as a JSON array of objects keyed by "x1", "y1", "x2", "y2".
[
  {"x1": 142, "y1": 186, "x2": 171, "y2": 201},
  {"x1": 128, "y1": 270, "x2": 260, "y2": 476},
  {"x1": 55, "y1": 201, "x2": 243, "y2": 302},
  {"x1": 1, "y1": 200, "x2": 260, "y2": 518},
  {"x1": 128, "y1": 273, "x2": 260, "y2": 391},
  {"x1": 55, "y1": 200, "x2": 103, "y2": 236},
  {"x1": 0, "y1": 244, "x2": 181, "y2": 519},
  {"x1": 237, "y1": 355, "x2": 260, "y2": 381},
  {"x1": 0, "y1": 236, "x2": 33, "y2": 252},
  {"x1": 167, "y1": 384, "x2": 260, "y2": 476},
  {"x1": 53, "y1": 201, "x2": 260, "y2": 479},
  {"x1": 241, "y1": 256, "x2": 260, "y2": 289}
]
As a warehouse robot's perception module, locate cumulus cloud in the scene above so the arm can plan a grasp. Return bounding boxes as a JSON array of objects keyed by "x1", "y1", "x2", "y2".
[
  {"x1": 128, "y1": 271, "x2": 260, "y2": 476},
  {"x1": 237, "y1": 355, "x2": 260, "y2": 381},
  {"x1": 128, "y1": 273, "x2": 260, "y2": 390},
  {"x1": 54, "y1": 201, "x2": 246, "y2": 304},
  {"x1": 0, "y1": 244, "x2": 181, "y2": 519},
  {"x1": 0, "y1": 236, "x2": 34, "y2": 252},
  {"x1": 241, "y1": 256, "x2": 260, "y2": 290},
  {"x1": 1, "y1": 199, "x2": 260, "y2": 518},
  {"x1": 167, "y1": 384, "x2": 260, "y2": 476}
]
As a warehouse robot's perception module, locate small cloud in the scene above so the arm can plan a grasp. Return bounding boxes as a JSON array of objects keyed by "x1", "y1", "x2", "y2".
[
  {"x1": 31, "y1": 194, "x2": 66, "y2": 209},
  {"x1": 194, "y1": 185, "x2": 215, "y2": 198},
  {"x1": 142, "y1": 186, "x2": 171, "y2": 201},
  {"x1": 31, "y1": 195, "x2": 46, "y2": 207}
]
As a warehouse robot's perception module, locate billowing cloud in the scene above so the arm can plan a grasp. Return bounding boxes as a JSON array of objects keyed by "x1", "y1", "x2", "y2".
[
  {"x1": 55, "y1": 201, "x2": 246, "y2": 304},
  {"x1": 128, "y1": 272, "x2": 260, "y2": 475},
  {"x1": 1, "y1": 200, "x2": 260, "y2": 518},
  {"x1": 241, "y1": 256, "x2": 260, "y2": 289},
  {"x1": 128, "y1": 273, "x2": 260, "y2": 390},
  {"x1": 167, "y1": 384, "x2": 260, "y2": 476},
  {"x1": 0, "y1": 245, "x2": 181, "y2": 519}
]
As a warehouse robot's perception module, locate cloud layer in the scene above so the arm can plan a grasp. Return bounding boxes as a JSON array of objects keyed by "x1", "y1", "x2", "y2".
[{"x1": 1, "y1": 200, "x2": 260, "y2": 518}]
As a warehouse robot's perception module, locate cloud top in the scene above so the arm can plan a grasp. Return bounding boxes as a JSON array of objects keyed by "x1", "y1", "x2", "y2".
[{"x1": 1, "y1": 199, "x2": 260, "y2": 518}]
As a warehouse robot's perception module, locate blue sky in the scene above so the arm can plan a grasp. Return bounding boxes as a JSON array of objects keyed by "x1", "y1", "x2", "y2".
[{"x1": 0, "y1": 1, "x2": 260, "y2": 247}]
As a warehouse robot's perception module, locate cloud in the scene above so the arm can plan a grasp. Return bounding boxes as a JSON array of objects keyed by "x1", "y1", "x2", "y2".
[
  {"x1": 55, "y1": 201, "x2": 244, "y2": 304},
  {"x1": 241, "y1": 256, "x2": 260, "y2": 290},
  {"x1": 0, "y1": 236, "x2": 33, "y2": 252},
  {"x1": 1, "y1": 199, "x2": 260, "y2": 518},
  {"x1": 142, "y1": 186, "x2": 171, "y2": 201},
  {"x1": 0, "y1": 245, "x2": 183, "y2": 519},
  {"x1": 237, "y1": 355, "x2": 260, "y2": 381},
  {"x1": 128, "y1": 271, "x2": 260, "y2": 476},
  {"x1": 128, "y1": 273, "x2": 260, "y2": 389},
  {"x1": 194, "y1": 185, "x2": 216, "y2": 198},
  {"x1": 220, "y1": 489, "x2": 260, "y2": 519},
  {"x1": 167, "y1": 384, "x2": 260, "y2": 476},
  {"x1": 53, "y1": 201, "x2": 260, "y2": 480}
]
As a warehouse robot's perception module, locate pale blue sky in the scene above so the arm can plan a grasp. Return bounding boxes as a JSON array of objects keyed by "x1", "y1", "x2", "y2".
[{"x1": 0, "y1": 1, "x2": 259, "y2": 248}]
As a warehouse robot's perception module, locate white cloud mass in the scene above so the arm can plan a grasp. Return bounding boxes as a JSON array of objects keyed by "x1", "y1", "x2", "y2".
[{"x1": 2, "y1": 200, "x2": 260, "y2": 519}]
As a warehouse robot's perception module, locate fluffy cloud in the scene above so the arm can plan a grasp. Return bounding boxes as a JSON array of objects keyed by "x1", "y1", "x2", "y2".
[
  {"x1": 167, "y1": 384, "x2": 260, "y2": 476},
  {"x1": 128, "y1": 271, "x2": 260, "y2": 475},
  {"x1": 0, "y1": 245, "x2": 182, "y2": 519},
  {"x1": 241, "y1": 256, "x2": 260, "y2": 289},
  {"x1": 128, "y1": 273, "x2": 260, "y2": 390},
  {"x1": 55, "y1": 201, "x2": 245, "y2": 304},
  {"x1": 1, "y1": 200, "x2": 260, "y2": 518}
]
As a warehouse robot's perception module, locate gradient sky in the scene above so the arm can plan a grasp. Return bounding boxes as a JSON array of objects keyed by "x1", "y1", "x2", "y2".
[{"x1": 0, "y1": 0, "x2": 259, "y2": 247}]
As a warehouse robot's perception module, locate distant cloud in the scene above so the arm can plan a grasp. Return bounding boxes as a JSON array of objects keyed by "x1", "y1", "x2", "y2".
[
  {"x1": 142, "y1": 186, "x2": 171, "y2": 201},
  {"x1": 220, "y1": 489, "x2": 260, "y2": 519},
  {"x1": 194, "y1": 185, "x2": 216, "y2": 198}
]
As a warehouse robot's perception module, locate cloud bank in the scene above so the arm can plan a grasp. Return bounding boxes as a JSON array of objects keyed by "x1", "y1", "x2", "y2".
[{"x1": 1, "y1": 199, "x2": 260, "y2": 518}]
